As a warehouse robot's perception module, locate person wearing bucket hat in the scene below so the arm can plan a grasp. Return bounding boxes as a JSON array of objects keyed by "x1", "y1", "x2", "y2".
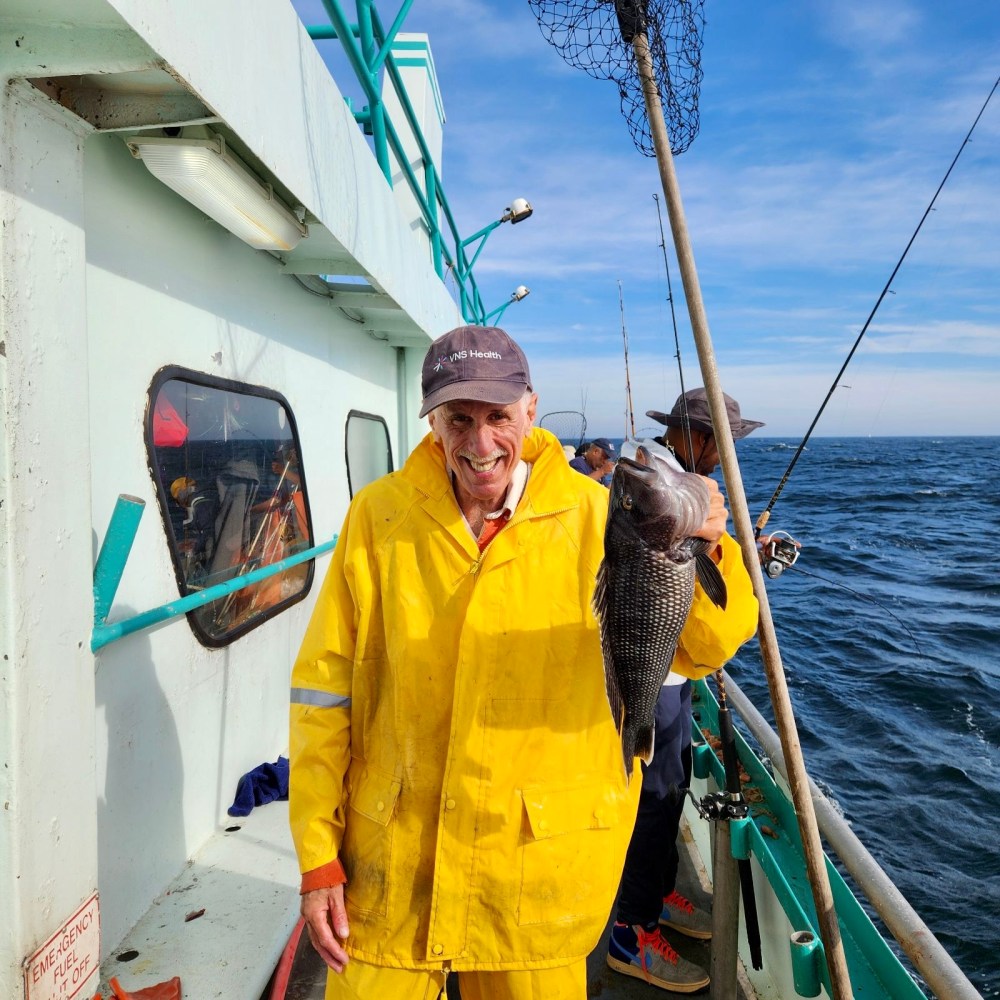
[
  {"x1": 290, "y1": 325, "x2": 645, "y2": 998},
  {"x1": 606, "y1": 387, "x2": 762, "y2": 992},
  {"x1": 645, "y1": 387, "x2": 764, "y2": 475},
  {"x1": 569, "y1": 436, "x2": 617, "y2": 483}
]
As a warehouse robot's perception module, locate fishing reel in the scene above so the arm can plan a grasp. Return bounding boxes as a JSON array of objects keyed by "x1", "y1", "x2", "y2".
[
  {"x1": 759, "y1": 530, "x2": 800, "y2": 580},
  {"x1": 690, "y1": 789, "x2": 749, "y2": 822}
]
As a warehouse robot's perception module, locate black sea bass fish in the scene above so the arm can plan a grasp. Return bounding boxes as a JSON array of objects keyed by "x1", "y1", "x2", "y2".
[{"x1": 593, "y1": 446, "x2": 727, "y2": 778}]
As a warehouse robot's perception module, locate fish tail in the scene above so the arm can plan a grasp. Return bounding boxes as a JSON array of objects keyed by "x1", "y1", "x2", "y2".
[
  {"x1": 622, "y1": 720, "x2": 656, "y2": 777},
  {"x1": 635, "y1": 724, "x2": 655, "y2": 766}
]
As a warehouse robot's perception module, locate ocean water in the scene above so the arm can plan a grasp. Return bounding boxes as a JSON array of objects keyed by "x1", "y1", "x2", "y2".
[
  {"x1": 698, "y1": 436, "x2": 1000, "y2": 997},
  {"x1": 591, "y1": 435, "x2": 999, "y2": 993}
]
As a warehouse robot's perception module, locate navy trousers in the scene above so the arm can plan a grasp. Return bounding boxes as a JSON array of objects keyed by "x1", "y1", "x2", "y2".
[{"x1": 616, "y1": 680, "x2": 693, "y2": 928}]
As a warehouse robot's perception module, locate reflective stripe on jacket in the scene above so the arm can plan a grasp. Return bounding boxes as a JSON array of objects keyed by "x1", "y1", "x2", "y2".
[{"x1": 289, "y1": 427, "x2": 641, "y2": 971}]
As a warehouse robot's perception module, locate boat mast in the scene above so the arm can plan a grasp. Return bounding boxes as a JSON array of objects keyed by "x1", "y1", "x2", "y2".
[{"x1": 624, "y1": 11, "x2": 854, "y2": 1000}]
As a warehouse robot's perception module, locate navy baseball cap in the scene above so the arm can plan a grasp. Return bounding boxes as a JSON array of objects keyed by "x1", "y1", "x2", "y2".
[{"x1": 590, "y1": 438, "x2": 616, "y2": 457}]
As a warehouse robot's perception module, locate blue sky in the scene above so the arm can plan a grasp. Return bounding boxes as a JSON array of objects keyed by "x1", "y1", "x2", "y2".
[{"x1": 293, "y1": 1, "x2": 1000, "y2": 437}]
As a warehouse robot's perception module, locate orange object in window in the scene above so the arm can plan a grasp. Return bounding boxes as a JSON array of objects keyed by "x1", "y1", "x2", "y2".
[{"x1": 152, "y1": 395, "x2": 188, "y2": 447}]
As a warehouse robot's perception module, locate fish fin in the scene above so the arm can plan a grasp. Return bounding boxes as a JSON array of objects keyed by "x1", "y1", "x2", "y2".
[
  {"x1": 594, "y1": 560, "x2": 624, "y2": 731},
  {"x1": 622, "y1": 718, "x2": 655, "y2": 777},
  {"x1": 635, "y1": 724, "x2": 655, "y2": 766},
  {"x1": 695, "y1": 552, "x2": 728, "y2": 610}
]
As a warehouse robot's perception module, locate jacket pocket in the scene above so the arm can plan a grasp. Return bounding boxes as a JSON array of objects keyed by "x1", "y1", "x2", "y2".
[
  {"x1": 517, "y1": 781, "x2": 623, "y2": 927},
  {"x1": 341, "y1": 758, "x2": 402, "y2": 917}
]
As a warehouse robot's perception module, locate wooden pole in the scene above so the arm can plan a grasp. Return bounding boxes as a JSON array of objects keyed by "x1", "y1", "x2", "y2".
[
  {"x1": 709, "y1": 818, "x2": 740, "y2": 1000},
  {"x1": 630, "y1": 29, "x2": 855, "y2": 1000}
]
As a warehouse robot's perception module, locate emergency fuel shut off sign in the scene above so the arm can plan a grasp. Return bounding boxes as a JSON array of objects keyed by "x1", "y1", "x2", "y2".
[{"x1": 24, "y1": 893, "x2": 100, "y2": 1000}]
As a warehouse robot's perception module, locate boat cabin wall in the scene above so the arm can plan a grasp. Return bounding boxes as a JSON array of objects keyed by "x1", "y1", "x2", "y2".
[
  {"x1": 85, "y1": 126, "x2": 407, "y2": 954},
  {"x1": 0, "y1": 76, "x2": 436, "y2": 992},
  {"x1": 0, "y1": 79, "x2": 102, "y2": 1000}
]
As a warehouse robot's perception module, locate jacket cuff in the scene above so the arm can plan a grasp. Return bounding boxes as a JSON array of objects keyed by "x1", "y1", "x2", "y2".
[{"x1": 300, "y1": 858, "x2": 347, "y2": 894}]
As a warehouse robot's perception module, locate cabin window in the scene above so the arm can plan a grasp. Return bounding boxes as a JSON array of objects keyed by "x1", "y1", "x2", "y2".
[
  {"x1": 345, "y1": 410, "x2": 393, "y2": 498},
  {"x1": 146, "y1": 368, "x2": 314, "y2": 646}
]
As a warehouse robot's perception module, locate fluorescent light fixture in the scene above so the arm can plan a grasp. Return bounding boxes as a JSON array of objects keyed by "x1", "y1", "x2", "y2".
[{"x1": 127, "y1": 133, "x2": 307, "y2": 252}]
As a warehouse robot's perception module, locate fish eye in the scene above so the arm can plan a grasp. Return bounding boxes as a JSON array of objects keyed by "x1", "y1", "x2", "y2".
[{"x1": 621, "y1": 494, "x2": 633, "y2": 511}]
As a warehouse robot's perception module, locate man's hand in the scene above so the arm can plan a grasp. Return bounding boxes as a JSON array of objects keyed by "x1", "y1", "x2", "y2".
[
  {"x1": 301, "y1": 884, "x2": 350, "y2": 973},
  {"x1": 695, "y1": 477, "x2": 728, "y2": 548},
  {"x1": 589, "y1": 458, "x2": 615, "y2": 480}
]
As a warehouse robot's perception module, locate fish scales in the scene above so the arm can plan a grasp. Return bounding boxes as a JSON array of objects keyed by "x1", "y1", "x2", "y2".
[{"x1": 594, "y1": 445, "x2": 726, "y2": 778}]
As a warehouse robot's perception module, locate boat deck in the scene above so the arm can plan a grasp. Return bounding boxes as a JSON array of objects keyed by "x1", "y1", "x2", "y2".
[{"x1": 272, "y1": 821, "x2": 753, "y2": 999}]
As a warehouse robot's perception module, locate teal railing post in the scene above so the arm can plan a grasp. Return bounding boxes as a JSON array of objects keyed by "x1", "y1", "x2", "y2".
[
  {"x1": 356, "y1": 0, "x2": 390, "y2": 182},
  {"x1": 309, "y1": 1, "x2": 494, "y2": 322},
  {"x1": 425, "y1": 162, "x2": 443, "y2": 278},
  {"x1": 790, "y1": 930, "x2": 823, "y2": 997},
  {"x1": 93, "y1": 494, "x2": 146, "y2": 625},
  {"x1": 369, "y1": 0, "x2": 415, "y2": 74}
]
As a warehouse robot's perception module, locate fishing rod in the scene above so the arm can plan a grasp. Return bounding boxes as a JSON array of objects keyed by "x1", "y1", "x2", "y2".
[
  {"x1": 653, "y1": 192, "x2": 695, "y2": 464},
  {"x1": 617, "y1": 280, "x2": 637, "y2": 438},
  {"x1": 756, "y1": 73, "x2": 1000, "y2": 540}
]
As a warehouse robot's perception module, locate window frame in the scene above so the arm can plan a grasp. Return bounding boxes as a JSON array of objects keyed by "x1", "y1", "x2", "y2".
[
  {"x1": 344, "y1": 409, "x2": 394, "y2": 499},
  {"x1": 145, "y1": 365, "x2": 315, "y2": 648}
]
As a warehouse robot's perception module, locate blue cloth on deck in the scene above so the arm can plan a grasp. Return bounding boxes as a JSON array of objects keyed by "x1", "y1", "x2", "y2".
[{"x1": 227, "y1": 756, "x2": 289, "y2": 817}]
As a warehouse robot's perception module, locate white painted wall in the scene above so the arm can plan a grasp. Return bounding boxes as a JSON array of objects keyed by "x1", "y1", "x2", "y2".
[
  {"x1": 0, "y1": 81, "x2": 100, "y2": 999},
  {"x1": 84, "y1": 129, "x2": 408, "y2": 955}
]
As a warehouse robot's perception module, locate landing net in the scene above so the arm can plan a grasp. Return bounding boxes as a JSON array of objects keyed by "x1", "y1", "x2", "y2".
[
  {"x1": 538, "y1": 410, "x2": 588, "y2": 448},
  {"x1": 527, "y1": 0, "x2": 706, "y2": 155}
]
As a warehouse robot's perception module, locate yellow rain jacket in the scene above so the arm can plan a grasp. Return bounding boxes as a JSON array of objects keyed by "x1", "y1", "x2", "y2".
[
  {"x1": 289, "y1": 428, "x2": 640, "y2": 971},
  {"x1": 288, "y1": 427, "x2": 758, "y2": 970},
  {"x1": 674, "y1": 531, "x2": 758, "y2": 680}
]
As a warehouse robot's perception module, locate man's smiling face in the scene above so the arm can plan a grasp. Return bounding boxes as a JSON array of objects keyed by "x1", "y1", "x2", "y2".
[{"x1": 429, "y1": 394, "x2": 537, "y2": 511}]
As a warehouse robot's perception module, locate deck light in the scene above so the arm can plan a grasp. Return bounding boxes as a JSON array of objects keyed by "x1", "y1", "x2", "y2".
[
  {"x1": 483, "y1": 285, "x2": 531, "y2": 324},
  {"x1": 502, "y1": 198, "x2": 533, "y2": 225},
  {"x1": 459, "y1": 198, "x2": 534, "y2": 272},
  {"x1": 127, "y1": 133, "x2": 308, "y2": 252}
]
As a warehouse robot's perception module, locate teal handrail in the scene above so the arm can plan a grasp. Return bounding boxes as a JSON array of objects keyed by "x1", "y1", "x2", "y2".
[
  {"x1": 91, "y1": 538, "x2": 336, "y2": 652},
  {"x1": 307, "y1": 1, "x2": 496, "y2": 323},
  {"x1": 91, "y1": 493, "x2": 337, "y2": 652}
]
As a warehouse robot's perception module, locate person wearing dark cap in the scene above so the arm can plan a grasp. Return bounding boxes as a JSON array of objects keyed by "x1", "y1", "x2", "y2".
[
  {"x1": 569, "y1": 437, "x2": 617, "y2": 483},
  {"x1": 290, "y1": 325, "x2": 643, "y2": 998},
  {"x1": 606, "y1": 387, "x2": 762, "y2": 992}
]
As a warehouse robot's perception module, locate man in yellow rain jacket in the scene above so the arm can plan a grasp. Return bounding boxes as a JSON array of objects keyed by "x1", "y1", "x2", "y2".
[{"x1": 288, "y1": 326, "x2": 744, "y2": 998}]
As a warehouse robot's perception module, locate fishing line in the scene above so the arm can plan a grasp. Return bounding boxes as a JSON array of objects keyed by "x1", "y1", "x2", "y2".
[
  {"x1": 783, "y1": 563, "x2": 923, "y2": 657},
  {"x1": 652, "y1": 192, "x2": 695, "y2": 462},
  {"x1": 756, "y1": 73, "x2": 1000, "y2": 538}
]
